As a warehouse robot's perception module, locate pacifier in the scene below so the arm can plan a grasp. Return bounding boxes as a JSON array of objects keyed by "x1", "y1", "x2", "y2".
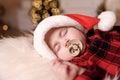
[{"x1": 66, "y1": 39, "x2": 83, "y2": 57}]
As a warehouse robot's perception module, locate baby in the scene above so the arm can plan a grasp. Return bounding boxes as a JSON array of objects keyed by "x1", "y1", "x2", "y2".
[{"x1": 34, "y1": 11, "x2": 120, "y2": 80}]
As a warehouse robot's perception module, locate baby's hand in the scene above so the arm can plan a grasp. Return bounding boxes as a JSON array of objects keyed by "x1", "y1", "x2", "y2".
[{"x1": 51, "y1": 59, "x2": 79, "y2": 80}]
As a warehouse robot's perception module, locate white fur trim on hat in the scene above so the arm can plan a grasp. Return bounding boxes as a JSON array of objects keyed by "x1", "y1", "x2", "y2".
[
  {"x1": 97, "y1": 11, "x2": 116, "y2": 31},
  {"x1": 34, "y1": 15, "x2": 84, "y2": 60}
]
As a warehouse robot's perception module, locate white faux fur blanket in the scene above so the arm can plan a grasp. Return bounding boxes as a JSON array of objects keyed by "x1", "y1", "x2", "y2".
[
  {"x1": 0, "y1": 34, "x2": 119, "y2": 80},
  {"x1": 0, "y1": 34, "x2": 57, "y2": 80}
]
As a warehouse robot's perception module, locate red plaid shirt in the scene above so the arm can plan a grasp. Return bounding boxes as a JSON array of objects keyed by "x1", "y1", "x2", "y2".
[{"x1": 71, "y1": 26, "x2": 120, "y2": 80}]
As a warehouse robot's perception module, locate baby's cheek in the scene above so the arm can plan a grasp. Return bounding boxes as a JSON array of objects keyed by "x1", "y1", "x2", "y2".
[{"x1": 57, "y1": 49, "x2": 74, "y2": 61}]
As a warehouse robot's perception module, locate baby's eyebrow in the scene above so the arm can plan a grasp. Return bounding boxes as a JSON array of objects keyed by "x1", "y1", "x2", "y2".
[
  {"x1": 53, "y1": 42, "x2": 60, "y2": 53},
  {"x1": 50, "y1": 41, "x2": 56, "y2": 52},
  {"x1": 53, "y1": 43, "x2": 56, "y2": 48},
  {"x1": 53, "y1": 43, "x2": 58, "y2": 50},
  {"x1": 60, "y1": 28, "x2": 67, "y2": 37},
  {"x1": 58, "y1": 28, "x2": 63, "y2": 37}
]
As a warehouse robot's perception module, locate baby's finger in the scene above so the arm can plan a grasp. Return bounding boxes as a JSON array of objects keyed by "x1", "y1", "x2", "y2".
[{"x1": 55, "y1": 64, "x2": 69, "y2": 76}]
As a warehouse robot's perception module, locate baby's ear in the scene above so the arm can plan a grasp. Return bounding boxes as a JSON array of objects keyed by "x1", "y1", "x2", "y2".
[{"x1": 97, "y1": 11, "x2": 116, "y2": 31}]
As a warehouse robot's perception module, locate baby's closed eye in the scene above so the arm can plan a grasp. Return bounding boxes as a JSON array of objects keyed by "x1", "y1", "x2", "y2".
[
  {"x1": 54, "y1": 43, "x2": 61, "y2": 53},
  {"x1": 60, "y1": 28, "x2": 68, "y2": 37}
]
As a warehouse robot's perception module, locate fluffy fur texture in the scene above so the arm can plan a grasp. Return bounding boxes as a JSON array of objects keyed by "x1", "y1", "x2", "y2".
[
  {"x1": 0, "y1": 34, "x2": 57, "y2": 80},
  {"x1": 104, "y1": 74, "x2": 120, "y2": 80},
  {"x1": 97, "y1": 11, "x2": 116, "y2": 31},
  {"x1": 0, "y1": 34, "x2": 119, "y2": 80}
]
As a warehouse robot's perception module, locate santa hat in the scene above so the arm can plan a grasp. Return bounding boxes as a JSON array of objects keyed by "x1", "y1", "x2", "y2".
[{"x1": 34, "y1": 11, "x2": 116, "y2": 60}]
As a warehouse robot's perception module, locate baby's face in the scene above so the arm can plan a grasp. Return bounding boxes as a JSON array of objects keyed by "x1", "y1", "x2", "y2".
[{"x1": 45, "y1": 26, "x2": 86, "y2": 61}]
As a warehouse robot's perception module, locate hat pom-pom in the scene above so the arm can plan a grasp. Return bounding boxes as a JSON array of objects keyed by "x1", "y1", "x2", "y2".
[{"x1": 97, "y1": 11, "x2": 116, "y2": 31}]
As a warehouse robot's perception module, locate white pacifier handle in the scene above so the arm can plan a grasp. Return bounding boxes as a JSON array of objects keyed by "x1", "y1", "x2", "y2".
[{"x1": 66, "y1": 39, "x2": 83, "y2": 57}]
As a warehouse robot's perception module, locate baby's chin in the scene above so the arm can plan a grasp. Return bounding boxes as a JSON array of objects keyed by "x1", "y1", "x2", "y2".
[{"x1": 59, "y1": 55, "x2": 75, "y2": 61}]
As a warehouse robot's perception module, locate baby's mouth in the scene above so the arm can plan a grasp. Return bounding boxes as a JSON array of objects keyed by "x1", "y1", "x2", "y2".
[{"x1": 66, "y1": 39, "x2": 83, "y2": 57}]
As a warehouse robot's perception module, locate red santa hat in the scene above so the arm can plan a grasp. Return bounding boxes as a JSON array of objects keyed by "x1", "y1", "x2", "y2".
[{"x1": 34, "y1": 11, "x2": 116, "y2": 60}]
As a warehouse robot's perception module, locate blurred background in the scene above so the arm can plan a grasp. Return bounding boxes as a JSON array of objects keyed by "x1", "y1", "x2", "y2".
[{"x1": 0, "y1": 0, "x2": 119, "y2": 37}]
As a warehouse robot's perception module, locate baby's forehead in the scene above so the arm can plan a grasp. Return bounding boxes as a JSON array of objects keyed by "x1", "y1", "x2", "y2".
[
  {"x1": 45, "y1": 27, "x2": 61, "y2": 42},
  {"x1": 45, "y1": 26, "x2": 76, "y2": 39},
  {"x1": 45, "y1": 26, "x2": 75, "y2": 42}
]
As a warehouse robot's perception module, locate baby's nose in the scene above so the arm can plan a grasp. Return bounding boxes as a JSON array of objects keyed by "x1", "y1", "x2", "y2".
[
  {"x1": 64, "y1": 39, "x2": 69, "y2": 47},
  {"x1": 60, "y1": 37, "x2": 69, "y2": 47}
]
